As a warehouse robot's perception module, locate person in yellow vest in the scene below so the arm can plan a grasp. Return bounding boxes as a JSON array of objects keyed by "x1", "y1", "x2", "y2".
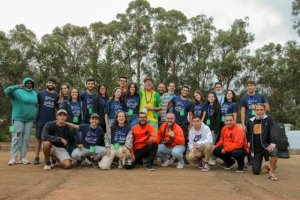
[{"x1": 139, "y1": 77, "x2": 162, "y2": 130}]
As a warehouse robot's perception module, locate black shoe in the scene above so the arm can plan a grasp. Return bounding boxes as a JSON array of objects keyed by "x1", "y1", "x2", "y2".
[
  {"x1": 224, "y1": 161, "x2": 237, "y2": 170},
  {"x1": 75, "y1": 160, "x2": 82, "y2": 169},
  {"x1": 183, "y1": 156, "x2": 190, "y2": 165},
  {"x1": 146, "y1": 163, "x2": 155, "y2": 171},
  {"x1": 34, "y1": 157, "x2": 40, "y2": 165},
  {"x1": 92, "y1": 159, "x2": 99, "y2": 168},
  {"x1": 236, "y1": 166, "x2": 244, "y2": 173}
]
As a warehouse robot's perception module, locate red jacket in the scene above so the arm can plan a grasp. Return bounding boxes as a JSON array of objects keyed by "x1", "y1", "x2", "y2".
[
  {"x1": 216, "y1": 124, "x2": 249, "y2": 153},
  {"x1": 156, "y1": 122, "x2": 185, "y2": 148},
  {"x1": 130, "y1": 123, "x2": 157, "y2": 154}
]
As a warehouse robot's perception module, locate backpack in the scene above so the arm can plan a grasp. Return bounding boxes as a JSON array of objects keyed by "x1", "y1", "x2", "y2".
[{"x1": 276, "y1": 123, "x2": 290, "y2": 158}]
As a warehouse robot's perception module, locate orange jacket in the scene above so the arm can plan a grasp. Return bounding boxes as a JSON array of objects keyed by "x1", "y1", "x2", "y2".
[
  {"x1": 216, "y1": 124, "x2": 249, "y2": 153},
  {"x1": 131, "y1": 123, "x2": 157, "y2": 154},
  {"x1": 156, "y1": 122, "x2": 185, "y2": 148}
]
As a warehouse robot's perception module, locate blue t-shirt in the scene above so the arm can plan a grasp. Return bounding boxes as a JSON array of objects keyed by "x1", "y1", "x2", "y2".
[
  {"x1": 125, "y1": 94, "x2": 140, "y2": 115},
  {"x1": 221, "y1": 101, "x2": 238, "y2": 115},
  {"x1": 105, "y1": 100, "x2": 125, "y2": 119},
  {"x1": 80, "y1": 91, "x2": 96, "y2": 122},
  {"x1": 93, "y1": 96, "x2": 108, "y2": 125},
  {"x1": 193, "y1": 101, "x2": 205, "y2": 117},
  {"x1": 171, "y1": 96, "x2": 193, "y2": 125},
  {"x1": 111, "y1": 125, "x2": 131, "y2": 145},
  {"x1": 36, "y1": 91, "x2": 59, "y2": 125},
  {"x1": 240, "y1": 92, "x2": 267, "y2": 123},
  {"x1": 79, "y1": 124, "x2": 104, "y2": 148}
]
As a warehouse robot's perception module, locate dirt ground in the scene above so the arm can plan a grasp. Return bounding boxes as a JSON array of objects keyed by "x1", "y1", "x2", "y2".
[{"x1": 0, "y1": 151, "x2": 299, "y2": 200}]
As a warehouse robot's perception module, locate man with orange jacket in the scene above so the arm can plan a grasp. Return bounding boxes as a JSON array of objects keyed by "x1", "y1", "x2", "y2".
[
  {"x1": 126, "y1": 112, "x2": 158, "y2": 171},
  {"x1": 213, "y1": 114, "x2": 249, "y2": 172},
  {"x1": 156, "y1": 113, "x2": 186, "y2": 169}
]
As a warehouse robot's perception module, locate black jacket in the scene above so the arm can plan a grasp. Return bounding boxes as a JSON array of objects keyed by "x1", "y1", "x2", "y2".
[{"x1": 246, "y1": 115, "x2": 278, "y2": 152}]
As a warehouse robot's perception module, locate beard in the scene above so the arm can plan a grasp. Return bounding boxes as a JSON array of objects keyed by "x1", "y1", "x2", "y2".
[
  {"x1": 47, "y1": 85, "x2": 55, "y2": 91},
  {"x1": 139, "y1": 120, "x2": 146, "y2": 126}
]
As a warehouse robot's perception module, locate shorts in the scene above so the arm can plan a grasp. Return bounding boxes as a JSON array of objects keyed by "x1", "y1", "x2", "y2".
[
  {"x1": 50, "y1": 145, "x2": 71, "y2": 161},
  {"x1": 35, "y1": 124, "x2": 45, "y2": 139}
]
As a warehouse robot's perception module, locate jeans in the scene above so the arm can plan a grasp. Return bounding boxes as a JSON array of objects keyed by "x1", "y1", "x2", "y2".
[
  {"x1": 157, "y1": 144, "x2": 185, "y2": 163},
  {"x1": 10, "y1": 120, "x2": 33, "y2": 160},
  {"x1": 71, "y1": 146, "x2": 107, "y2": 161}
]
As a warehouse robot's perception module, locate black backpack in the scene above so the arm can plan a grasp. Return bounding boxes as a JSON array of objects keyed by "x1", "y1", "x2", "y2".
[{"x1": 276, "y1": 123, "x2": 290, "y2": 158}]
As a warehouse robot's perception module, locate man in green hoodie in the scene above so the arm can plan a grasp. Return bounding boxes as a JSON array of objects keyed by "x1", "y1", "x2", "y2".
[{"x1": 4, "y1": 77, "x2": 38, "y2": 165}]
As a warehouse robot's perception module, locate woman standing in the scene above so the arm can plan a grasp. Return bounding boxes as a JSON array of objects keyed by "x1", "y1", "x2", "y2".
[
  {"x1": 124, "y1": 83, "x2": 140, "y2": 128},
  {"x1": 221, "y1": 90, "x2": 238, "y2": 125},
  {"x1": 192, "y1": 90, "x2": 206, "y2": 122},
  {"x1": 61, "y1": 88, "x2": 86, "y2": 142},
  {"x1": 105, "y1": 87, "x2": 125, "y2": 129},
  {"x1": 58, "y1": 82, "x2": 71, "y2": 108},
  {"x1": 94, "y1": 84, "x2": 109, "y2": 132}
]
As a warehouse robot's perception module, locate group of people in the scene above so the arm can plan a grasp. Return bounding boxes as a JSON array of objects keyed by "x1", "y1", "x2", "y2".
[{"x1": 4, "y1": 76, "x2": 279, "y2": 181}]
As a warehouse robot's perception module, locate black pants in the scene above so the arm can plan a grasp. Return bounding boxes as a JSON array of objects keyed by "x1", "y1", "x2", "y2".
[
  {"x1": 213, "y1": 146, "x2": 247, "y2": 168},
  {"x1": 132, "y1": 143, "x2": 158, "y2": 167},
  {"x1": 179, "y1": 123, "x2": 189, "y2": 155},
  {"x1": 252, "y1": 148, "x2": 278, "y2": 175}
]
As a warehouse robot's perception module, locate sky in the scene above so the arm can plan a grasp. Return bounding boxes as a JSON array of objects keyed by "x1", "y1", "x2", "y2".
[{"x1": 0, "y1": 0, "x2": 298, "y2": 51}]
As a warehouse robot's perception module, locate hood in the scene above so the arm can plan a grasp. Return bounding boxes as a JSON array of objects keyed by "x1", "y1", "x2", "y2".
[{"x1": 22, "y1": 77, "x2": 35, "y2": 89}]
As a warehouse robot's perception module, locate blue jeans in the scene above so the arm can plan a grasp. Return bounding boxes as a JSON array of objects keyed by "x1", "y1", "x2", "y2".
[
  {"x1": 157, "y1": 144, "x2": 185, "y2": 163},
  {"x1": 10, "y1": 120, "x2": 33, "y2": 160}
]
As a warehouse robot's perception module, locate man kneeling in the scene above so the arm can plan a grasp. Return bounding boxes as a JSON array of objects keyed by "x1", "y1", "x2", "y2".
[
  {"x1": 42, "y1": 109, "x2": 77, "y2": 171},
  {"x1": 156, "y1": 113, "x2": 186, "y2": 169},
  {"x1": 187, "y1": 115, "x2": 213, "y2": 172},
  {"x1": 213, "y1": 114, "x2": 249, "y2": 172}
]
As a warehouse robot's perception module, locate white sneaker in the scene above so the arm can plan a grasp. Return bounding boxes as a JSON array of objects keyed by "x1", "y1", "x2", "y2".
[
  {"x1": 82, "y1": 158, "x2": 92, "y2": 166},
  {"x1": 118, "y1": 160, "x2": 123, "y2": 169},
  {"x1": 8, "y1": 159, "x2": 16, "y2": 166},
  {"x1": 20, "y1": 158, "x2": 30, "y2": 165},
  {"x1": 176, "y1": 161, "x2": 184, "y2": 169},
  {"x1": 208, "y1": 157, "x2": 216, "y2": 166},
  {"x1": 43, "y1": 164, "x2": 51, "y2": 171},
  {"x1": 162, "y1": 158, "x2": 174, "y2": 167}
]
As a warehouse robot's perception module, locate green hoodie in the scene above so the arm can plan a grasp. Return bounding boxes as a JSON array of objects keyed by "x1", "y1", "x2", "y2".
[{"x1": 4, "y1": 77, "x2": 38, "y2": 122}]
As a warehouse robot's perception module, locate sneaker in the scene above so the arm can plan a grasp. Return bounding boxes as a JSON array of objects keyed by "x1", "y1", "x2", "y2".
[
  {"x1": 201, "y1": 163, "x2": 210, "y2": 172},
  {"x1": 43, "y1": 161, "x2": 51, "y2": 171},
  {"x1": 146, "y1": 163, "x2": 155, "y2": 171},
  {"x1": 82, "y1": 157, "x2": 92, "y2": 166},
  {"x1": 75, "y1": 160, "x2": 82, "y2": 169},
  {"x1": 8, "y1": 159, "x2": 16, "y2": 166},
  {"x1": 177, "y1": 161, "x2": 184, "y2": 169},
  {"x1": 183, "y1": 156, "x2": 190, "y2": 165},
  {"x1": 20, "y1": 158, "x2": 30, "y2": 165},
  {"x1": 198, "y1": 160, "x2": 204, "y2": 169},
  {"x1": 118, "y1": 160, "x2": 123, "y2": 169},
  {"x1": 50, "y1": 157, "x2": 57, "y2": 168},
  {"x1": 219, "y1": 162, "x2": 226, "y2": 168},
  {"x1": 236, "y1": 164, "x2": 244, "y2": 173},
  {"x1": 91, "y1": 159, "x2": 99, "y2": 168},
  {"x1": 34, "y1": 157, "x2": 40, "y2": 165},
  {"x1": 208, "y1": 157, "x2": 216, "y2": 166},
  {"x1": 224, "y1": 162, "x2": 237, "y2": 170},
  {"x1": 162, "y1": 158, "x2": 174, "y2": 167}
]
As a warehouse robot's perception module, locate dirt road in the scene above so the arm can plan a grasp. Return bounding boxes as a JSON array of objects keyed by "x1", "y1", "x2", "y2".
[{"x1": 0, "y1": 151, "x2": 299, "y2": 200}]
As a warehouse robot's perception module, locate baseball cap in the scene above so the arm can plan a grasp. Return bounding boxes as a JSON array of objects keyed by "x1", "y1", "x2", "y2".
[
  {"x1": 90, "y1": 113, "x2": 100, "y2": 119},
  {"x1": 57, "y1": 109, "x2": 67, "y2": 115},
  {"x1": 143, "y1": 77, "x2": 153, "y2": 83}
]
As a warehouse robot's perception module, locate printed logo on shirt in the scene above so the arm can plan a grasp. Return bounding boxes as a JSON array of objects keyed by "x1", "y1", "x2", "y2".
[
  {"x1": 194, "y1": 134, "x2": 202, "y2": 142},
  {"x1": 85, "y1": 131, "x2": 97, "y2": 144},
  {"x1": 44, "y1": 96, "x2": 56, "y2": 108},
  {"x1": 253, "y1": 124, "x2": 262, "y2": 135},
  {"x1": 127, "y1": 98, "x2": 138, "y2": 109},
  {"x1": 193, "y1": 104, "x2": 202, "y2": 116}
]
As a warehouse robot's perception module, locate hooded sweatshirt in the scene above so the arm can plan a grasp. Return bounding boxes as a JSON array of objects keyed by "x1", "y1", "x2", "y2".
[{"x1": 4, "y1": 77, "x2": 38, "y2": 122}]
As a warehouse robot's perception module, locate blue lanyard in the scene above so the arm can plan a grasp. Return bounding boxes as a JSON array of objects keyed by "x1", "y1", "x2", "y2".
[
  {"x1": 208, "y1": 105, "x2": 213, "y2": 117},
  {"x1": 180, "y1": 97, "x2": 187, "y2": 110}
]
